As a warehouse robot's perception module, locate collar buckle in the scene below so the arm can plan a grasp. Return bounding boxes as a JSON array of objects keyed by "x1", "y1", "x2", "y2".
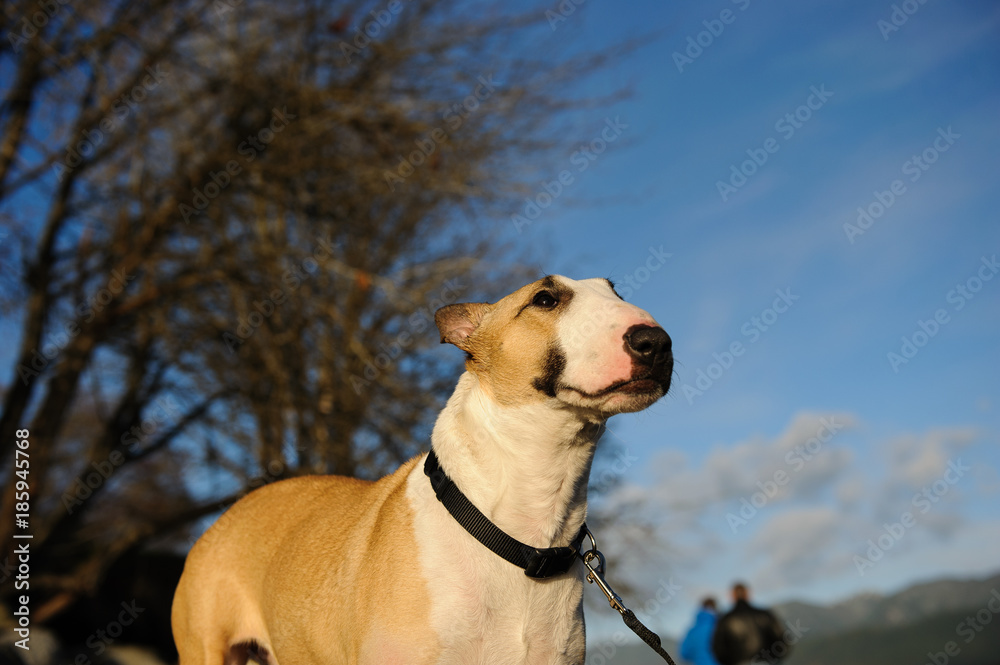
[{"x1": 523, "y1": 545, "x2": 579, "y2": 579}]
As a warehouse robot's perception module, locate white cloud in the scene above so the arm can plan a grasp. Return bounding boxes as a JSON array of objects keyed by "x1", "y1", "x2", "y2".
[
  {"x1": 609, "y1": 411, "x2": 857, "y2": 522},
  {"x1": 835, "y1": 475, "x2": 866, "y2": 510},
  {"x1": 884, "y1": 427, "x2": 978, "y2": 489},
  {"x1": 747, "y1": 506, "x2": 851, "y2": 591},
  {"x1": 870, "y1": 427, "x2": 979, "y2": 529},
  {"x1": 595, "y1": 413, "x2": 995, "y2": 608}
]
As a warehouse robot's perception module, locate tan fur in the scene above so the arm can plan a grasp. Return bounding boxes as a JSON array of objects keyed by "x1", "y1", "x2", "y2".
[
  {"x1": 172, "y1": 457, "x2": 438, "y2": 665},
  {"x1": 458, "y1": 281, "x2": 566, "y2": 407}
]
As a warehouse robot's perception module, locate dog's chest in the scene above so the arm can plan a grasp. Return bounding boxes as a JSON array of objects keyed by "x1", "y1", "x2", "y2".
[
  {"x1": 404, "y1": 466, "x2": 587, "y2": 665},
  {"x1": 434, "y1": 572, "x2": 586, "y2": 664}
]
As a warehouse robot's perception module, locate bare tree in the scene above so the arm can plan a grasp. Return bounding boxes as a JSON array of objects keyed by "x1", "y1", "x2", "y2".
[{"x1": 0, "y1": 0, "x2": 624, "y2": 628}]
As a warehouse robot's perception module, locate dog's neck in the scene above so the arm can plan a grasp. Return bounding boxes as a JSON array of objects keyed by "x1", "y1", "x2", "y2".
[{"x1": 431, "y1": 373, "x2": 603, "y2": 550}]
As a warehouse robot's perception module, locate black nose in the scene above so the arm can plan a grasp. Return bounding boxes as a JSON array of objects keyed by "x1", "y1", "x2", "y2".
[{"x1": 624, "y1": 325, "x2": 672, "y2": 366}]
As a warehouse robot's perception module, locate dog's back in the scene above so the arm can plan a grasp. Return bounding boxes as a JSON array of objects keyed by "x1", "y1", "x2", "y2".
[{"x1": 171, "y1": 457, "x2": 435, "y2": 665}]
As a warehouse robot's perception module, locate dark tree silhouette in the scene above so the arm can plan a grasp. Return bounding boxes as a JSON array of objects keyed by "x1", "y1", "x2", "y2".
[{"x1": 0, "y1": 0, "x2": 626, "y2": 633}]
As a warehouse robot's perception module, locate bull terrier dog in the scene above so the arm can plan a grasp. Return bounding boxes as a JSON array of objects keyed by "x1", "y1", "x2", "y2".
[{"x1": 172, "y1": 275, "x2": 673, "y2": 665}]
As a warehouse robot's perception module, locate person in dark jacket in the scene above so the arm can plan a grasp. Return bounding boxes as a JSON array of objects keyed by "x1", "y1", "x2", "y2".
[
  {"x1": 711, "y1": 582, "x2": 790, "y2": 665},
  {"x1": 680, "y1": 597, "x2": 722, "y2": 665}
]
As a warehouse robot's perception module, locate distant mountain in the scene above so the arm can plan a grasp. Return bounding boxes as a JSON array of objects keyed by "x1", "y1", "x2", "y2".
[
  {"x1": 784, "y1": 607, "x2": 1000, "y2": 665},
  {"x1": 773, "y1": 571, "x2": 1000, "y2": 638},
  {"x1": 599, "y1": 571, "x2": 1000, "y2": 665}
]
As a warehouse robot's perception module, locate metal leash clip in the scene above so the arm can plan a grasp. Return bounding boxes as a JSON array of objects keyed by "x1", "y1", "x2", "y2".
[
  {"x1": 579, "y1": 527, "x2": 628, "y2": 616},
  {"x1": 579, "y1": 527, "x2": 680, "y2": 664}
]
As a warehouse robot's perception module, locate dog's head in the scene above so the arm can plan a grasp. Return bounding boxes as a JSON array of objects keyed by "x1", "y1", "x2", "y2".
[{"x1": 435, "y1": 275, "x2": 672, "y2": 415}]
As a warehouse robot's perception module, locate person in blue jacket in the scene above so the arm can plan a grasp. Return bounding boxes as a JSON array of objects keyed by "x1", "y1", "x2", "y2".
[{"x1": 681, "y1": 597, "x2": 722, "y2": 665}]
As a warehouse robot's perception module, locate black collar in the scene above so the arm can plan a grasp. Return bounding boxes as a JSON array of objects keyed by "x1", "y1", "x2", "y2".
[{"x1": 424, "y1": 449, "x2": 588, "y2": 579}]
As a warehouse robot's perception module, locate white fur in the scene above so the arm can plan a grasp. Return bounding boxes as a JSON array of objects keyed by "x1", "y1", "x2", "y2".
[
  {"x1": 406, "y1": 374, "x2": 596, "y2": 664},
  {"x1": 557, "y1": 278, "x2": 660, "y2": 408}
]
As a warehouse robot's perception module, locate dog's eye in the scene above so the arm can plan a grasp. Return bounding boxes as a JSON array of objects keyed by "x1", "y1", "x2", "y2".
[{"x1": 532, "y1": 290, "x2": 558, "y2": 309}]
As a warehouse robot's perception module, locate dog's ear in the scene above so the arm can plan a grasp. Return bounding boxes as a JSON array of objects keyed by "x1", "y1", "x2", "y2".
[{"x1": 435, "y1": 303, "x2": 491, "y2": 352}]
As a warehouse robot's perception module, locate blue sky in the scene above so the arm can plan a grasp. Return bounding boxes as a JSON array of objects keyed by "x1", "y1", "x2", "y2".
[
  {"x1": 2, "y1": 0, "x2": 996, "y2": 649},
  {"x1": 517, "y1": 0, "x2": 1000, "y2": 641}
]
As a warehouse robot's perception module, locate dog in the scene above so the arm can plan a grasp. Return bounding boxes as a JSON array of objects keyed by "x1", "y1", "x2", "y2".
[{"x1": 171, "y1": 275, "x2": 673, "y2": 665}]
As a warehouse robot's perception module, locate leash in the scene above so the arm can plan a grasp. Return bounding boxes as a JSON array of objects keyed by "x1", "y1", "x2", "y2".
[
  {"x1": 578, "y1": 529, "x2": 678, "y2": 665},
  {"x1": 424, "y1": 450, "x2": 678, "y2": 664}
]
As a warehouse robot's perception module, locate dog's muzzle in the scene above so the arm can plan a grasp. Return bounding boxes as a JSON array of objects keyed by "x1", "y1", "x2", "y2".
[{"x1": 623, "y1": 325, "x2": 673, "y2": 391}]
